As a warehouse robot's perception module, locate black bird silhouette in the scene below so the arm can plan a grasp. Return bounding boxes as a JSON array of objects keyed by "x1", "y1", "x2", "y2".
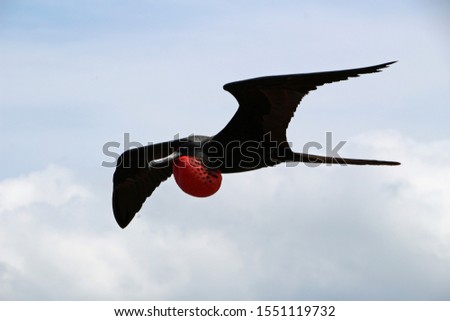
[{"x1": 113, "y1": 61, "x2": 400, "y2": 228}]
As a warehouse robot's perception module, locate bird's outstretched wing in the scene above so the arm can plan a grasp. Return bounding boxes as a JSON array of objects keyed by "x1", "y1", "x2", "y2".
[
  {"x1": 112, "y1": 141, "x2": 175, "y2": 228},
  {"x1": 213, "y1": 61, "x2": 396, "y2": 145}
]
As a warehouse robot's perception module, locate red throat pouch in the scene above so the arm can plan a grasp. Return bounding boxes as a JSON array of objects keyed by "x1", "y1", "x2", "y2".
[{"x1": 172, "y1": 156, "x2": 222, "y2": 197}]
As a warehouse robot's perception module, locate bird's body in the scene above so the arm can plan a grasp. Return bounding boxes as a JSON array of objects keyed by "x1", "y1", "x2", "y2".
[{"x1": 112, "y1": 61, "x2": 400, "y2": 228}]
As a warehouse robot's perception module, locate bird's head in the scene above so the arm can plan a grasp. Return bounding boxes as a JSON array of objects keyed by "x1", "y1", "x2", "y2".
[{"x1": 172, "y1": 155, "x2": 222, "y2": 197}]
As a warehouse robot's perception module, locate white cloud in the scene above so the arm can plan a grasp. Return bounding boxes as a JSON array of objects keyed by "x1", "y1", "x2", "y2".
[
  {"x1": 0, "y1": 139, "x2": 449, "y2": 300},
  {"x1": 352, "y1": 131, "x2": 450, "y2": 262},
  {"x1": 0, "y1": 165, "x2": 244, "y2": 299},
  {"x1": 0, "y1": 164, "x2": 89, "y2": 212}
]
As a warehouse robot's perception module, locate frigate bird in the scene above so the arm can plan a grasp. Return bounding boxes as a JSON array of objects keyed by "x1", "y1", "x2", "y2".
[{"x1": 112, "y1": 61, "x2": 400, "y2": 228}]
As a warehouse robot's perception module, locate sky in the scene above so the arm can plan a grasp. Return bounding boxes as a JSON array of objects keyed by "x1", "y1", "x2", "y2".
[{"x1": 1, "y1": 0, "x2": 449, "y2": 300}]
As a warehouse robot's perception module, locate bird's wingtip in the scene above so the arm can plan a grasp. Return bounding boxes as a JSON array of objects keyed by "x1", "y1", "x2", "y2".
[
  {"x1": 382, "y1": 60, "x2": 398, "y2": 68},
  {"x1": 112, "y1": 190, "x2": 135, "y2": 229}
]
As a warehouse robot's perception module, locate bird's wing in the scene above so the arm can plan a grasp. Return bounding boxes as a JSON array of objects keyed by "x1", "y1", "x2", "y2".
[
  {"x1": 112, "y1": 141, "x2": 176, "y2": 228},
  {"x1": 213, "y1": 61, "x2": 396, "y2": 145}
]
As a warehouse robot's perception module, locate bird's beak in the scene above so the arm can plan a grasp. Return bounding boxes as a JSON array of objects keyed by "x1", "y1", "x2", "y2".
[{"x1": 148, "y1": 151, "x2": 180, "y2": 169}]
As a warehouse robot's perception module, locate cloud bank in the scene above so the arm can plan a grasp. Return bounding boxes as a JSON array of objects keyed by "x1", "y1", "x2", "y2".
[{"x1": 1, "y1": 132, "x2": 449, "y2": 300}]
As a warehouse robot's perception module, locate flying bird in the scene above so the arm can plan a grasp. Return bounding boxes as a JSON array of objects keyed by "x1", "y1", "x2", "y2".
[{"x1": 112, "y1": 61, "x2": 400, "y2": 228}]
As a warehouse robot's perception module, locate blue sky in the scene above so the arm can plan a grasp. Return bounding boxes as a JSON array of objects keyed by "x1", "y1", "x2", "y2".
[{"x1": 1, "y1": 0, "x2": 449, "y2": 300}]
